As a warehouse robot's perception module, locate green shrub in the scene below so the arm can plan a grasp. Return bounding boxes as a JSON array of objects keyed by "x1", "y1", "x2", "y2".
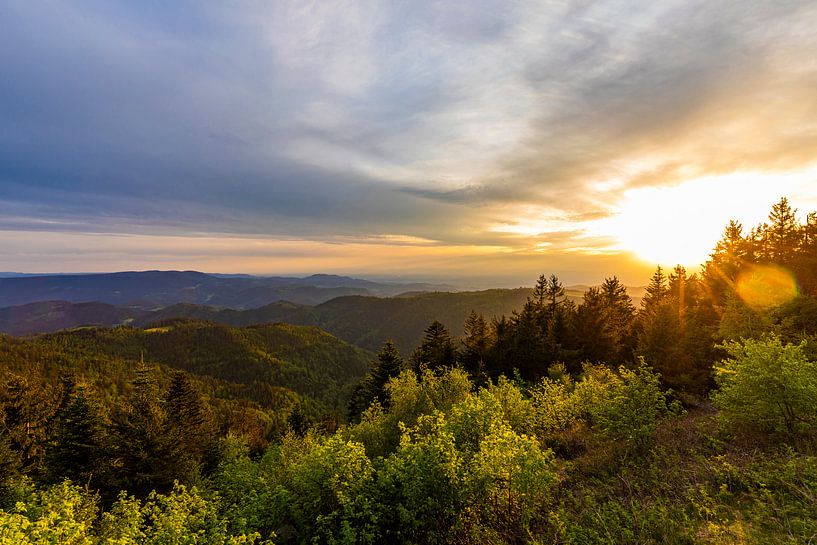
[
  {"x1": 0, "y1": 481, "x2": 97, "y2": 545},
  {"x1": 713, "y1": 335, "x2": 817, "y2": 435}
]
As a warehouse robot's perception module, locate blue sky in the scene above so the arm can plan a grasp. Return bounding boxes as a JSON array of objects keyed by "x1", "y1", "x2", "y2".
[{"x1": 2, "y1": 1, "x2": 817, "y2": 285}]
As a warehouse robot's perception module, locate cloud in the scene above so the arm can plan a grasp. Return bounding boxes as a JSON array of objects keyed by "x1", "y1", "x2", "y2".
[{"x1": 1, "y1": 0, "x2": 816, "y2": 279}]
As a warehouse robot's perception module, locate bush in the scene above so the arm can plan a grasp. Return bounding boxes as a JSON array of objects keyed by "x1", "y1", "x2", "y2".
[
  {"x1": 588, "y1": 362, "x2": 680, "y2": 448},
  {"x1": 713, "y1": 335, "x2": 817, "y2": 435},
  {"x1": 0, "y1": 480, "x2": 97, "y2": 545}
]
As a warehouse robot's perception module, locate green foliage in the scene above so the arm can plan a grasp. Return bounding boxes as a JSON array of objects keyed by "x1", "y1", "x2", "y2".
[
  {"x1": 348, "y1": 340, "x2": 403, "y2": 421},
  {"x1": 0, "y1": 480, "x2": 266, "y2": 545},
  {"x1": 45, "y1": 379, "x2": 100, "y2": 486},
  {"x1": 713, "y1": 335, "x2": 817, "y2": 435},
  {"x1": 410, "y1": 320, "x2": 458, "y2": 372},
  {"x1": 586, "y1": 362, "x2": 680, "y2": 448},
  {"x1": 349, "y1": 367, "x2": 472, "y2": 459},
  {"x1": 5, "y1": 197, "x2": 817, "y2": 544},
  {"x1": 285, "y1": 435, "x2": 377, "y2": 544},
  {"x1": 0, "y1": 480, "x2": 97, "y2": 544}
]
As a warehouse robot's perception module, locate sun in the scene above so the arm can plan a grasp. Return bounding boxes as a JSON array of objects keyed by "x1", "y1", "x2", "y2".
[
  {"x1": 598, "y1": 184, "x2": 726, "y2": 267},
  {"x1": 588, "y1": 170, "x2": 817, "y2": 268}
]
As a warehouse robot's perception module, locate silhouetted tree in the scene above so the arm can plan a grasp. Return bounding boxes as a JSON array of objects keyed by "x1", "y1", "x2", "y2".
[
  {"x1": 461, "y1": 311, "x2": 492, "y2": 380},
  {"x1": 411, "y1": 321, "x2": 457, "y2": 372}
]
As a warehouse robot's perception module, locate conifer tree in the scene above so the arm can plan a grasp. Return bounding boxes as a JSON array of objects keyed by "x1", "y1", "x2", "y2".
[
  {"x1": 510, "y1": 299, "x2": 548, "y2": 379},
  {"x1": 0, "y1": 374, "x2": 49, "y2": 475},
  {"x1": 461, "y1": 311, "x2": 492, "y2": 377},
  {"x1": 349, "y1": 341, "x2": 405, "y2": 420},
  {"x1": 642, "y1": 266, "x2": 668, "y2": 310},
  {"x1": 45, "y1": 378, "x2": 99, "y2": 485},
  {"x1": 369, "y1": 341, "x2": 403, "y2": 405},
  {"x1": 600, "y1": 276, "x2": 636, "y2": 361},
  {"x1": 288, "y1": 401, "x2": 309, "y2": 435},
  {"x1": 545, "y1": 274, "x2": 566, "y2": 315},
  {"x1": 762, "y1": 197, "x2": 799, "y2": 264},
  {"x1": 107, "y1": 365, "x2": 183, "y2": 497},
  {"x1": 573, "y1": 287, "x2": 615, "y2": 364},
  {"x1": 532, "y1": 274, "x2": 548, "y2": 306},
  {"x1": 165, "y1": 371, "x2": 213, "y2": 478},
  {"x1": 411, "y1": 320, "x2": 457, "y2": 372}
]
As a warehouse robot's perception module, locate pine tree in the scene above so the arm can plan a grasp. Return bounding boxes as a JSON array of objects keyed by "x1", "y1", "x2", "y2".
[
  {"x1": 411, "y1": 321, "x2": 457, "y2": 372},
  {"x1": 461, "y1": 311, "x2": 492, "y2": 377},
  {"x1": 165, "y1": 371, "x2": 213, "y2": 479},
  {"x1": 0, "y1": 374, "x2": 49, "y2": 475},
  {"x1": 510, "y1": 299, "x2": 548, "y2": 379},
  {"x1": 45, "y1": 378, "x2": 100, "y2": 485},
  {"x1": 370, "y1": 341, "x2": 403, "y2": 405},
  {"x1": 532, "y1": 274, "x2": 548, "y2": 306},
  {"x1": 288, "y1": 402, "x2": 309, "y2": 435},
  {"x1": 600, "y1": 276, "x2": 636, "y2": 363},
  {"x1": 573, "y1": 287, "x2": 615, "y2": 364},
  {"x1": 762, "y1": 197, "x2": 800, "y2": 264},
  {"x1": 642, "y1": 266, "x2": 668, "y2": 310},
  {"x1": 348, "y1": 341, "x2": 404, "y2": 420},
  {"x1": 545, "y1": 274, "x2": 566, "y2": 315},
  {"x1": 106, "y1": 365, "x2": 183, "y2": 497}
]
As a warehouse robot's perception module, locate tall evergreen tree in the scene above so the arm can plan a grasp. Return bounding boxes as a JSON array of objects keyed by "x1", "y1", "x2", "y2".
[
  {"x1": 761, "y1": 197, "x2": 800, "y2": 264},
  {"x1": 348, "y1": 340, "x2": 404, "y2": 420},
  {"x1": 0, "y1": 374, "x2": 49, "y2": 475},
  {"x1": 573, "y1": 287, "x2": 615, "y2": 365},
  {"x1": 532, "y1": 274, "x2": 548, "y2": 306},
  {"x1": 461, "y1": 311, "x2": 492, "y2": 378},
  {"x1": 165, "y1": 371, "x2": 213, "y2": 478},
  {"x1": 45, "y1": 378, "x2": 100, "y2": 485},
  {"x1": 600, "y1": 276, "x2": 636, "y2": 362},
  {"x1": 509, "y1": 299, "x2": 548, "y2": 379},
  {"x1": 370, "y1": 341, "x2": 403, "y2": 405},
  {"x1": 411, "y1": 321, "x2": 457, "y2": 372},
  {"x1": 642, "y1": 266, "x2": 669, "y2": 310},
  {"x1": 545, "y1": 274, "x2": 566, "y2": 315},
  {"x1": 106, "y1": 365, "x2": 184, "y2": 497}
]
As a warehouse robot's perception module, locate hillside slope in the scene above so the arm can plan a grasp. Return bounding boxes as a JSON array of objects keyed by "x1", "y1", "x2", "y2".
[
  {"x1": 0, "y1": 285, "x2": 638, "y2": 354},
  {"x1": 0, "y1": 321, "x2": 371, "y2": 415}
]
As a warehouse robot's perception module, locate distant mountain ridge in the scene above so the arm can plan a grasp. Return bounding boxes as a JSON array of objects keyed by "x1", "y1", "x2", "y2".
[
  {"x1": 0, "y1": 286, "x2": 639, "y2": 354},
  {"x1": 0, "y1": 272, "x2": 644, "y2": 354},
  {"x1": 0, "y1": 270, "x2": 458, "y2": 309}
]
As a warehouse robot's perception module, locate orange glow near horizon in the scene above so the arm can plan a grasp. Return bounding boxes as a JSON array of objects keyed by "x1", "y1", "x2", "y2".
[{"x1": 587, "y1": 168, "x2": 817, "y2": 269}]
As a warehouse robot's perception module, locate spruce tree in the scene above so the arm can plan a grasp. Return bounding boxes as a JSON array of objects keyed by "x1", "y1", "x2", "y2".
[
  {"x1": 165, "y1": 371, "x2": 213, "y2": 479},
  {"x1": 370, "y1": 341, "x2": 403, "y2": 405},
  {"x1": 45, "y1": 379, "x2": 99, "y2": 485},
  {"x1": 642, "y1": 266, "x2": 668, "y2": 310},
  {"x1": 545, "y1": 274, "x2": 566, "y2": 315},
  {"x1": 461, "y1": 311, "x2": 492, "y2": 378},
  {"x1": 762, "y1": 197, "x2": 799, "y2": 264},
  {"x1": 532, "y1": 274, "x2": 548, "y2": 306},
  {"x1": 107, "y1": 365, "x2": 182, "y2": 497},
  {"x1": 411, "y1": 321, "x2": 457, "y2": 372},
  {"x1": 348, "y1": 341, "x2": 404, "y2": 420},
  {"x1": 0, "y1": 374, "x2": 49, "y2": 475}
]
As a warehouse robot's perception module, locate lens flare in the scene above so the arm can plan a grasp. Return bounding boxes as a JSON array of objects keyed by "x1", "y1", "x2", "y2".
[{"x1": 736, "y1": 265, "x2": 798, "y2": 309}]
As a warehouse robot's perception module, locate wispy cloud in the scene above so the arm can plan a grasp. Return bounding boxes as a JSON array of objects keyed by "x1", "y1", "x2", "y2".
[{"x1": 1, "y1": 0, "x2": 816, "y2": 281}]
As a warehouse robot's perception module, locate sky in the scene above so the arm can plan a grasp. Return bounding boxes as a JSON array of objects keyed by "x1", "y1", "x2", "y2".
[{"x1": 2, "y1": 0, "x2": 817, "y2": 287}]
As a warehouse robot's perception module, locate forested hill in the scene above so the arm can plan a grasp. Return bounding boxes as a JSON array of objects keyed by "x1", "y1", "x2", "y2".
[
  {"x1": 0, "y1": 320, "x2": 371, "y2": 423},
  {"x1": 139, "y1": 288, "x2": 546, "y2": 353},
  {"x1": 0, "y1": 286, "x2": 597, "y2": 354}
]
